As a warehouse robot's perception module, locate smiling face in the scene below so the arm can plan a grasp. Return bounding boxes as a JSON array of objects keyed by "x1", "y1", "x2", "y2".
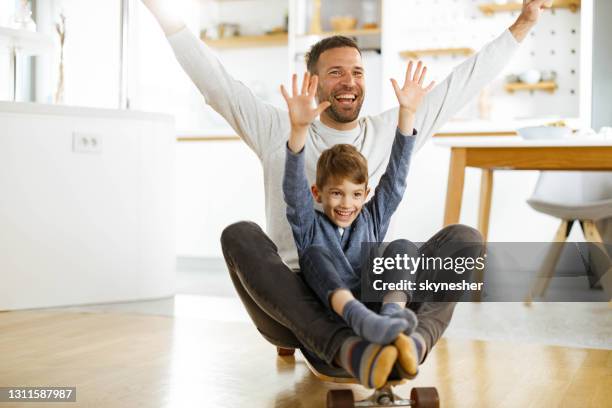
[
  {"x1": 314, "y1": 144, "x2": 369, "y2": 227},
  {"x1": 311, "y1": 177, "x2": 370, "y2": 228},
  {"x1": 314, "y1": 47, "x2": 365, "y2": 127}
]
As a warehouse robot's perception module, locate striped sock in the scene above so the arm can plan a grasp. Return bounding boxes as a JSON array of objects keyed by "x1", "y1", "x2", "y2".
[
  {"x1": 336, "y1": 336, "x2": 398, "y2": 389},
  {"x1": 393, "y1": 333, "x2": 426, "y2": 378}
]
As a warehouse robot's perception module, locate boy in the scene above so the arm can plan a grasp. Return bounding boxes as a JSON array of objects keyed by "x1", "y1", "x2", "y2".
[{"x1": 281, "y1": 61, "x2": 435, "y2": 388}]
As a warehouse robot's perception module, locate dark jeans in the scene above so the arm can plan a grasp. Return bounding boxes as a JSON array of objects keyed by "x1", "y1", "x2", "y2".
[{"x1": 221, "y1": 222, "x2": 484, "y2": 364}]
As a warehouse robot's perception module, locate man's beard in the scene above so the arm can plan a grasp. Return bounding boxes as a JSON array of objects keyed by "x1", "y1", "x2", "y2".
[
  {"x1": 320, "y1": 89, "x2": 365, "y2": 123},
  {"x1": 326, "y1": 98, "x2": 364, "y2": 123}
]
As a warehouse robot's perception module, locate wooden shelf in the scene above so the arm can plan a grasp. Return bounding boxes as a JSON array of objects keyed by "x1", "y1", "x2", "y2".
[
  {"x1": 505, "y1": 81, "x2": 558, "y2": 93},
  {"x1": 479, "y1": 0, "x2": 580, "y2": 15},
  {"x1": 300, "y1": 28, "x2": 381, "y2": 38},
  {"x1": 202, "y1": 33, "x2": 287, "y2": 49},
  {"x1": 399, "y1": 47, "x2": 474, "y2": 59}
]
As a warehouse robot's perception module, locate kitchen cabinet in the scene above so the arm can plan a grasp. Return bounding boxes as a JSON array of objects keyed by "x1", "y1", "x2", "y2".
[{"x1": 0, "y1": 102, "x2": 175, "y2": 310}]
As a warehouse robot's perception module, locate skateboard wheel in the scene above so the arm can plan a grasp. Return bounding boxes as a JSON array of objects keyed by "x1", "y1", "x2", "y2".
[
  {"x1": 410, "y1": 387, "x2": 439, "y2": 408},
  {"x1": 276, "y1": 347, "x2": 295, "y2": 356},
  {"x1": 326, "y1": 389, "x2": 354, "y2": 408}
]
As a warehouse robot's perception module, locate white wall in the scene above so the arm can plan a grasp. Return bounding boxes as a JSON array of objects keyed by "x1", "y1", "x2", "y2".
[{"x1": 0, "y1": 102, "x2": 176, "y2": 310}]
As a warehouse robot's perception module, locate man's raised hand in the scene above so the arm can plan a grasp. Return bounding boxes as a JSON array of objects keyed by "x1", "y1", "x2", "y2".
[
  {"x1": 509, "y1": 0, "x2": 549, "y2": 42},
  {"x1": 519, "y1": 0, "x2": 551, "y2": 24},
  {"x1": 390, "y1": 60, "x2": 435, "y2": 114}
]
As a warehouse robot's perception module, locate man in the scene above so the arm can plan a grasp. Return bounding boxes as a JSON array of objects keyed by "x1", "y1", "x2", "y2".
[{"x1": 142, "y1": 0, "x2": 547, "y2": 378}]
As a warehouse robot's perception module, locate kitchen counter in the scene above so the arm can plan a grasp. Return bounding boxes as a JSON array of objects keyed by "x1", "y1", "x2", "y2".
[
  {"x1": 0, "y1": 101, "x2": 174, "y2": 122},
  {"x1": 1, "y1": 106, "x2": 176, "y2": 310},
  {"x1": 176, "y1": 118, "x2": 586, "y2": 140}
]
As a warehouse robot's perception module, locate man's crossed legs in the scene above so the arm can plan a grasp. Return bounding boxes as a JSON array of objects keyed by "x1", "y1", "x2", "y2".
[{"x1": 221, "y1": 222, "x2": 484, "y2": 387}]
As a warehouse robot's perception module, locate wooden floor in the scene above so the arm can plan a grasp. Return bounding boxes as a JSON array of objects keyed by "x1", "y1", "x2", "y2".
[{"x1": 1, "y1": 310, "x2": 611, "y2": 408}]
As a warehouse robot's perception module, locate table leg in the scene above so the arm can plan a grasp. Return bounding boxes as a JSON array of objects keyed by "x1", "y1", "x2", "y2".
[
  {"x1": 478, "y1": 169, "x2": 494, "y2": 242},
  {"x1": 472, "y1": 169, "x2": 494, "y2": 302},
  {"x1": 443, "y1": 148, "x2": 466, "y2": 226}
]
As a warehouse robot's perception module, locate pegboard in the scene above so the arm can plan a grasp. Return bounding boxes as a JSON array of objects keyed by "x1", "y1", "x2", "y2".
[{"x1": 381, "y1": 0, "x2": 581, "y2": 120}]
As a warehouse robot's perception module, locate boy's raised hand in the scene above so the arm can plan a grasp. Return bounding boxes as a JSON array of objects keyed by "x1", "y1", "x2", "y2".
[
  {"x1": 390, "y1": 61, "x2": 435, "y2": 114},
  {"x1": 281, "y1": 72, "x2": 331, "y2": 129},
  {"x1": 281, "y1": 72, "x2": 330, "y2": 153}
]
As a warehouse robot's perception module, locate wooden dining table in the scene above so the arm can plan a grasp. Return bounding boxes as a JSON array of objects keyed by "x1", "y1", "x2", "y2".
[{"x1": 434, "y1": 135, "x2": 612, "y2": 241}]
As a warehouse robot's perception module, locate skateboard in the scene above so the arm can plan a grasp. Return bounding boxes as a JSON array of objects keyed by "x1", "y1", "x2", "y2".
[{"x1": 277, "y1": 347, "x2": 440, "y2": 408}]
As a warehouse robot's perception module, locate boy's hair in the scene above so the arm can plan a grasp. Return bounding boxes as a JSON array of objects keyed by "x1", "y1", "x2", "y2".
[
  {"x1": 305, "y1": 36, "x2": 361, "y2": 74},
  {"x1": 316, "y1": 144, "x2": 368, "y2": 189}
]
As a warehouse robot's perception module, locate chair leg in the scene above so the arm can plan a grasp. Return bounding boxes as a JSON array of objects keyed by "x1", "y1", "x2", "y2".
[
  {"x1": 525, "y1": 220, "x2": 572, "y2": 305},
  {"x1": 579, "y1": 221, "x2": 602, "y2": 288},
  {"x1": 581, "y1": 220, "x2": 612, "y2": 303}
]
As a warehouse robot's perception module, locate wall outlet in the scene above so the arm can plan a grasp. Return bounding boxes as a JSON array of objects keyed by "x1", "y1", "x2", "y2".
[{"x1": 72, "y1": 132, "x2": 103, "y2": 154}]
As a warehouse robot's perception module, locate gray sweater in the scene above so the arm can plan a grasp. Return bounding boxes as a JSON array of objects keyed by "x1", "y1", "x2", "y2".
[
  {"x1": 283, "y1": 129, "x2": 415, "y2": 290},
  {"x1": 166, "y1": 27, "x2": 520, "y2": 269}
]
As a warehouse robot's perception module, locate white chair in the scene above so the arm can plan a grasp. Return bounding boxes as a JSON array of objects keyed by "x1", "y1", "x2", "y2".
[{"x1": 525, "y1": 171, "x2": 612, "y2": 303}]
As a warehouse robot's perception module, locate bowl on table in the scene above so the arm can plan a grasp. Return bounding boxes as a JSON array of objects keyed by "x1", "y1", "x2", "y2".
[{"x1": 517, "y1": 125, "x2": 572, "y2": 140}]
